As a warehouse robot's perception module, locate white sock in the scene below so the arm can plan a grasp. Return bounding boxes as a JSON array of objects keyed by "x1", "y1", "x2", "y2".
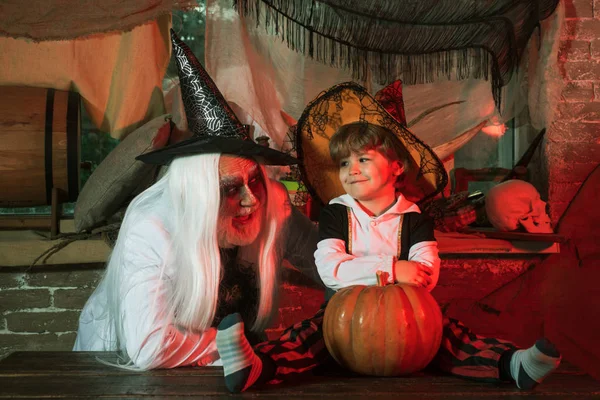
[
  {"x1": 510, "y1": 338, "x2": 561, "y2": 390},
  {"x1": 216, "y1": 313, "x2": 263, "y2": 393}
]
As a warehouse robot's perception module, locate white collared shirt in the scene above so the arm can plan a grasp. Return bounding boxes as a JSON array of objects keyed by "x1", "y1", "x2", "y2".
[{"x1": 315, "y1": 194, "x2": 440, "y2": 291}]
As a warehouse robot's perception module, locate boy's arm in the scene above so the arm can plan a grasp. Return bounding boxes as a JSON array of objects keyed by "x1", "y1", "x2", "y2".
[
  {"x1": 406, "y1": 213, "x2": 440, "y2": 291},
  {"x1": 315, "y1": 205, "x2": 396, "y2": 290}
]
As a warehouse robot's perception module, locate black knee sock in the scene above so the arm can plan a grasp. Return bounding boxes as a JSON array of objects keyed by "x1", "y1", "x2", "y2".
[{"x1": 499, "y1": 349, "x2": 516, "y2": 382}]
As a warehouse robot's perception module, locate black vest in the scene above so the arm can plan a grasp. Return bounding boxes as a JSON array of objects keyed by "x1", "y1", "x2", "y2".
[{"x1": 320, "y1": 204, "x2": 435, "y2": 300}]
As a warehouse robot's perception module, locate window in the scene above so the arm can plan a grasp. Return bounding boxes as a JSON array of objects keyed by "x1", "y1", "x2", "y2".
[{"x1": 453, "y1": 110, "x2": 541, "y2": 195}]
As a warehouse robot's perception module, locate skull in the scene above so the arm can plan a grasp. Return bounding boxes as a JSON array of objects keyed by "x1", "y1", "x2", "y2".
[{"x1": 485, "y1": 180, "x2": 553, "y2": 233}]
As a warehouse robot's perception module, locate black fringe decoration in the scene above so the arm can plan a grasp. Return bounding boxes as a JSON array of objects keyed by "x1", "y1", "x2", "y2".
[{"x1": 232, "y1": 0, "x2": 560, "y2": 112}]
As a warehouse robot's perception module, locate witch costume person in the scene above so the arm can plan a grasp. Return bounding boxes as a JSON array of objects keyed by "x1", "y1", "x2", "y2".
[
  {"x1": 72, "y1": 30, "x2": 322, "y2": 369},
  {"x1": 214, "y1": 82, "x2": 562, "y2": 393}
]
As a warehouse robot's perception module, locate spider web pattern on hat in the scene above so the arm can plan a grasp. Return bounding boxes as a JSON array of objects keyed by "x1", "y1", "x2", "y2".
[
  {"x1": 172, "y1": 31, "x2": 248, "y2": 139},
  {"x1": 137, "y1": 30, "x2": 298, "y2": 166}
]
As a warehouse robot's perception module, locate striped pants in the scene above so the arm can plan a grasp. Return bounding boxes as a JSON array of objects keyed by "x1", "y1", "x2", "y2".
[{"x1": 254, "y1": 303, "x2": 518, "y2": 383}]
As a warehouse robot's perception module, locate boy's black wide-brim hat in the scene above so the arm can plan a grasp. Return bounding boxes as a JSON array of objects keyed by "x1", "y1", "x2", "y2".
[
  {"x1": 137, "y1": 29, "x2": 297, "y2": 166},
  {"x1": 295, "y1": 82, "x2": 448, "y2": 205}
]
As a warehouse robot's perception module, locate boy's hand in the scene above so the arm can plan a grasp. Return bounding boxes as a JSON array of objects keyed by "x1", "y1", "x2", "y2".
[{"x1": 393, "y1": 260, "x2": 432, "y2": 288}]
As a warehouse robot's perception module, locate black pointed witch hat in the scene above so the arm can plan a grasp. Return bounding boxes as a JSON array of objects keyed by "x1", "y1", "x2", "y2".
[{"x1": 137, "y1": 29, "x2": 297, "y2": 166}]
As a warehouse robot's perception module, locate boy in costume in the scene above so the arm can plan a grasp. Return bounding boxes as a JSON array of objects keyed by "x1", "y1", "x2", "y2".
[{"x1": 216, "y1": 82, "x2": 561, "y2": 393}]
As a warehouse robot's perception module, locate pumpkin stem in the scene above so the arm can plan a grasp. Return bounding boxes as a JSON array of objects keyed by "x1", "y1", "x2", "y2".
[{"x1": 376, "y1": 270, "x2": 391, "y2": 287}]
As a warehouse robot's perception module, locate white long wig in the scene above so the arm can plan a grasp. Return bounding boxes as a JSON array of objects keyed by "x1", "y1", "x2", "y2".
[{"x1": 99, "y1": 153, "x2": 283, "y2": 368}]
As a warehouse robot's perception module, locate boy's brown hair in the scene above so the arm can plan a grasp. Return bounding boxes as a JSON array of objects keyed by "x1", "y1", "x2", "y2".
[{"x1": 329, "y1": 122, "x2": 410, "y2": 168}]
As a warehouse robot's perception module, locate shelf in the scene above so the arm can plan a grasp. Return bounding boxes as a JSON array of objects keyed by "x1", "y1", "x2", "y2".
[
  {"x1": 1, "y1": 224, "x2": 561, "y2": 268},
  {"x1": 0, "y1": 220, "x2": 110, "y2": 267},
  {"x1": 436, "y1": 230, "x2": 560, "y2": 254}
]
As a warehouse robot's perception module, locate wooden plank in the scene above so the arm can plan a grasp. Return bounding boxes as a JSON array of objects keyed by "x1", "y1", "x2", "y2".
[
  {"x1": 0, "y1": 218, "x2": 77, "y2": 233},
  {"x1": 0, "y1": 352, "x2": 221, "y2": 377},
  {"x1": 0, "y1": 229, "x2": 559, "y2": 269},
  {"x1": 0, "y1": 372, "x2": 598, "y2": 399},
  {"x1": 461, "y1": 228, "x2": 566, "y2": 243},
  {"x1": 0, "y1": 352, "x2": 599, "y2": 399},
  {"x1": 0, "y1": 215, "x2": 53, "y2": 230},
  {"x1": 0, "y1": 219, "x2": 560, "y2": 269},
  {"x1": 0, "y1": 230, "x2": 110, "y2": 267},
  {"x1": 436, "y1": 232, "x2": 560, "y2": 254}
]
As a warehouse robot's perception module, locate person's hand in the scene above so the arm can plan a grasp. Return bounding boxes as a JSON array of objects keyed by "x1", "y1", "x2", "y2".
[{"x1": 393, "y1": 260, "x2": 432, "y2": 288}]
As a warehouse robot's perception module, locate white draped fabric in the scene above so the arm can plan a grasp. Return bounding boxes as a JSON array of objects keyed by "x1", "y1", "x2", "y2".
[
  {"x1": 0, "y1": 0, "x2": 197, "y2": 139},
  {"x1": 203, "y1": 0, "x2": 563, "y2": 158}
]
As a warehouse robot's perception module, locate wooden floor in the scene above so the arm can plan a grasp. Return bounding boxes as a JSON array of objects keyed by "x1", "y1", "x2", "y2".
[{"x1": 0, "y1": 352, "x2": 599, "y2": 399}]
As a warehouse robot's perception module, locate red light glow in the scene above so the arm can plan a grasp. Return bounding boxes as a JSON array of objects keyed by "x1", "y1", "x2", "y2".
[{"x1": 482, "y1": 123, "x2": 507, "y2": 137}]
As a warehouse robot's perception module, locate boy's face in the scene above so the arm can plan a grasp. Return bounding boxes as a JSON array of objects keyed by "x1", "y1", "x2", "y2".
[{"x1": 338, "y1": 150, "x2": 403, "y2": 202}]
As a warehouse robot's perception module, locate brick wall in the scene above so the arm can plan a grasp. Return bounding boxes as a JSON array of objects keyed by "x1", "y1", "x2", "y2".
[
  {"x1": 548, "y1": 0, "x2": 600, "y2": 222},
  {"x1": 0, "y1": 265, "x2": 105, "y2": 359},
  {"x1": 0, "y1": 262, "x2": 324, "y2": 360},
  {"x1": 1, "y1": 256, "x2": 537, "y2": 359}
]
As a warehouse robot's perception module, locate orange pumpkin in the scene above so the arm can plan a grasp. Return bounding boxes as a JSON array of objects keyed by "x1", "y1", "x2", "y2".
[{"x1": 323, "y1": 280, "x2": 443, "y2": 376}]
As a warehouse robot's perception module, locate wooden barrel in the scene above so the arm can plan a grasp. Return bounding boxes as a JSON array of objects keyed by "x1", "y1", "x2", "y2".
[{"x1": 0, "y1": 87, "x2": 81, "y2": 207}]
